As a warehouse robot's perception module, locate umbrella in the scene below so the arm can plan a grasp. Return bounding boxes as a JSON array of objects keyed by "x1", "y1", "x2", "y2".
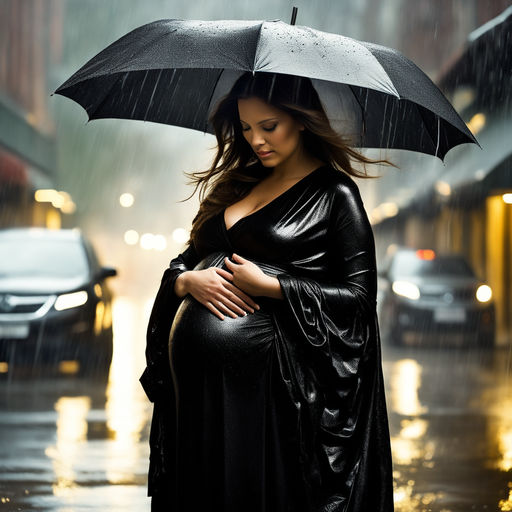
[
  {"x1": 437, "y1": 5, "x2": 511, "y2": 108},
  {"x1": 53, "y1": 8, "x2": 479, "y2": 162}
]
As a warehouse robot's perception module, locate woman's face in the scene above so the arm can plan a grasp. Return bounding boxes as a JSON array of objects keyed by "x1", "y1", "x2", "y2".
[{"x1": 237, "y1": 96, "x2": 305, "y2": 168}]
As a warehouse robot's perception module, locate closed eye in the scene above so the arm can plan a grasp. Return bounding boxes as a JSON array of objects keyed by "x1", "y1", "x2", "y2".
[{"x1": 242, "y1": 124, "x2": 277, "y2": 132}]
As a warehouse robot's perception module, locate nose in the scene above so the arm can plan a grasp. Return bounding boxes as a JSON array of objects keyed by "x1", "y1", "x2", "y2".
[{"x1": 247, "y1": 129, "x2": 267, "y2": 148}]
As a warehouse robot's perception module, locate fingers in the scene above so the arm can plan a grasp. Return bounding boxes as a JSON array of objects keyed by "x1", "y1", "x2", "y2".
[
  {"x1": 205, "y1": 298, "x2": 247, "y2": 320},
  {"x1": 223, "y1": 282, "x2": 260, "y2": 310},
  {"x1": 205, "y1": 301, "x2": 225, "y2": 321},
  {"x1": 218, "y1": 291, "x2": 253, "y2": 315},
  {"x1": 222, "y1": 284, "x2": 256, "y2": 312},
  {"x1": 214, "y1": 267, "x2": 260, "y2": 310},
  {"x1": 215, "y1": 267, "x2": 234, "y2": 281}
]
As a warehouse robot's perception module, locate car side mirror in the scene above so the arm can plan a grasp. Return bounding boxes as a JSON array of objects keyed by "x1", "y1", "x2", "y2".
[{"x1": 98, "y1": 266, "x2": 117, "y2": 280}]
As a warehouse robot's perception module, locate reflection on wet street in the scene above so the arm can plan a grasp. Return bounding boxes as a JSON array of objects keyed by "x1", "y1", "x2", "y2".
[
  {"x1": 0, "y1": 296, "x2": 154, "y2": 511},
  {"x1": 1, "y1": 297, "x2": 511, "y2": 511},
  {"x1": 386, "y1": 345, "x2": 512, "y2": 511}
]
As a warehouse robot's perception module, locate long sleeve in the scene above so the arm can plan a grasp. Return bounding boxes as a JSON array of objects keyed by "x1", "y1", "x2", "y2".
[
  {"x1": 271, "y1": 178, "x2": 393, "y2": 511},
  {"x1": 275, "y1": 179, "x2": 377, "y2": 349},
  {"x1": 140, "y1": 240, "x2": 200, "y2": 402}
]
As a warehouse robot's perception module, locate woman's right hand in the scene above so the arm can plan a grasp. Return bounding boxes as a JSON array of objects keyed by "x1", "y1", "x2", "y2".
[{"x1": 174, "y1": 268, "x2": 260, "y2": 320}]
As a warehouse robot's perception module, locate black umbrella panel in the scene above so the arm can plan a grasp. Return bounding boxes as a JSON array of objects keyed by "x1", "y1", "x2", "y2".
[{"x1": 54, "y1": 18, "x2": 479, "y2": 161}]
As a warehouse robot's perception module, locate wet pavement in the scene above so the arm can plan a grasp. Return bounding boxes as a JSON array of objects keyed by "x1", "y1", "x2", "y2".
[{"x1": 0, "y1": 296, "x2": 511, "y2": 511}]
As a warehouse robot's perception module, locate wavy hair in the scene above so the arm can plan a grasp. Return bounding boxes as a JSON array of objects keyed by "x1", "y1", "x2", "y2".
[{"x1": 181, "y1": 71, "x2": 397, "y2": 245}]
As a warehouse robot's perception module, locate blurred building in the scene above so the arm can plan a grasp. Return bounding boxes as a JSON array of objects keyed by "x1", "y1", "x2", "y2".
[
  {"x1": 0, "y1": 0, "x2": 74, "y2": 229},
  {"x1": 365, "y1": 6, "x2": 512, "y2": 345}
]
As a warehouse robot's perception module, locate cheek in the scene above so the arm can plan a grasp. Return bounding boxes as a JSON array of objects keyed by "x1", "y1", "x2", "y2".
[
  {"x1": 273, "y1": 126, "x2": 296, "y2": 147},
  {"x1": 277, "y1": 127, "x2": 300, "y2": 150}
]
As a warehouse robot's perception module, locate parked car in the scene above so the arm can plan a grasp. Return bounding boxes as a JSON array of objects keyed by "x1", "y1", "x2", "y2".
[
  {"x1": 0, "y1": 227, "x2": 117, "y2": 374},
  {"x1": 378, "y1": 247, "x2": 495, "y2": 347}
]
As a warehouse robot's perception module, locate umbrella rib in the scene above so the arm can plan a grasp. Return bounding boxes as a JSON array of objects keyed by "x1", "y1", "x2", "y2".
[
  {"x1": 204, "y1": 68, "x2": 225, "y2": 132},
  {"x1": 347, "y1": 85, "x2": 367, "y2": 144},
  {"x1": 252, "y1": 22, "x2": 266, "y2": 72},
  {"x1": 86, "y1": 72, "x2": 125, "y2": 121},
  {"x1": 413, "y1": 102, "x2": 438, "y2": 155}
]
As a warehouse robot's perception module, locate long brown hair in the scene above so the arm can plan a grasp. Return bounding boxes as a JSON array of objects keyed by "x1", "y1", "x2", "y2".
[{"x1": 182, "y1": 71, "x2": 397, "y2": 245}]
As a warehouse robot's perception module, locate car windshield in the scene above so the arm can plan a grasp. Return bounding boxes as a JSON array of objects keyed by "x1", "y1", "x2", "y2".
[
  {"x1": 391, "y1": 252, "x2": 475, "y2": 278},
  {"x1": 0, "y1": 236, "x2": 89, "y2": 278}
]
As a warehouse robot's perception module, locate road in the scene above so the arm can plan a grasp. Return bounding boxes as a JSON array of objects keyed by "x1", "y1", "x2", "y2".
[{"x1": 0, "y1": 296, "x2": 511, "y2": 511}]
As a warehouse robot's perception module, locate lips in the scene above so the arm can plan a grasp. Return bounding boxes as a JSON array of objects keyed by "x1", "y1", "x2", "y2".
[{"x1": 257, "y1": 151, "x2": 273, "y2": 157}]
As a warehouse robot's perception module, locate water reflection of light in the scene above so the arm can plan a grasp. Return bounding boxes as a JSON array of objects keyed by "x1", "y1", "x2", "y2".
[
  {"x1": 45, "y1": 396, "x2": 91, "y2": 496},
  {"x1": 484, "y1": 392, "x2": 512, "y2": 472},
  {"x1": 391, "y1": 359, "x2": 428, "y2": 416},
  {"x1": 400, "y1": 418, "x2": 428, "y2": 440},
  {"x1": 393, "y1": 480, "x2": 441, "y2": 511},
  {"x1": 389, "y1": 359, "x2": 434, "y2": 510},
  {"x1": 499, "y1": 483, "x2": 512, "y2": 511},
  {"x1": 105, "y1": 297, "x2": 150, "y2": 485}
]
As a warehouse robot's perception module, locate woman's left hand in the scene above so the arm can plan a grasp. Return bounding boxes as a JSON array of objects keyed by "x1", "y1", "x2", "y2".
[{"x1": 224, "y1": 253, "x2": 280, "y2": 298}]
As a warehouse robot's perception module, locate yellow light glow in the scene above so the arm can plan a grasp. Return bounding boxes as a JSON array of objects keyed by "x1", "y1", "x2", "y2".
[
  {"x1": 435, "y1": 180, "x2": 451, "y2": 196},
  {"x1": 172, "y1": 227, "x2": 189, "y2": 244},
  {"x1": 476, "y1": 284, "x2": 492, "y2": 303},
  {"x1": 45, "y1": 209, "x2": 61, "y2": 230},
  {"x1": 400, "y1": 418, "x2": 428, "y2": 440},
  {"x1": 467, "y1": 112, "x2": 486, "y2": 135},
  {"x1": 58, "y1": 360, "x2": 80, "y2": 374},
  {"x1": 392, "y1": 280, "x2": 420, "y2": 300},
  {"x1": 103, "y1": 302, "x2": 112, "y2": 329},
  {"x1": 119, "y1": 193, "x2": 134, "y2": 208},
  {"x1": 503, "y1": 193, "x2": 512, "y2": 204},
  {"x1": 61, "y1": 200, "x2": 76, "y2": 214},
  {"x1": 124, "y1": 229, "x2": 139, "y2": 245},
  {"x1": 153, "y1": 234, "x2": 167, "y2": 251},
  {"x1": 54, "y1": 291, "x2": 88, "y2": 311},
  {"x1": 380, "y1": 202, "x2": 398, "y2": 217},
  {"x1": 105, "y1": 297, "x2": 149, "y2": 484},
  {"x1": 140, "y1": 233, "x2": 154, "y2": 250},
  {"x1": 391, "y1": 359, "x2": 428, "y2": 416},
  {"x1": 45, "y1": 396, "x2": 90, "y2": 496},
  {"x1": 0, "y1": 362, "x2": 8, "y2": 373},
  {"x1": 499, "y1": 485, "x2": 512, "y2": 511},
  {"x1": 35, "y1": 189, "x2": 59, "y2": 203},
  {"x1": 94, "y1": 301, "x2": 105, "y2": 336}
]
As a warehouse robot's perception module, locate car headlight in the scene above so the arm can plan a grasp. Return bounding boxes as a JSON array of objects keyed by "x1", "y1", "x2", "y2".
[
  {"x1": 476, "y1": 284, "x2": 492, "y2": 303},
  {"x1": 392, "y1": 280, "x2": 420, "y2": 300},
  {"x1": 54, "y1": 291, "x2": 88, "y2": 311}
]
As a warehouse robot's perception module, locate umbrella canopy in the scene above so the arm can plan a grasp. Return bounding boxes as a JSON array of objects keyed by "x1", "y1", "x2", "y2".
[
  {"x1": 53, "y1": 17, "x2": 479, "y2": 161},
  {"x1": 437, "y1": 5, "x2": 511, "y2": 109}
]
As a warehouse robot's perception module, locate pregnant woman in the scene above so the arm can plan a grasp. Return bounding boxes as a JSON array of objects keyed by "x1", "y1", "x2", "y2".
[{"x1": 140, "y1": 71, "x2": 395, "y2": 511}]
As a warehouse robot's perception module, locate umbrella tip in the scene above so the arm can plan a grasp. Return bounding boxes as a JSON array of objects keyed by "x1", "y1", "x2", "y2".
[{"x1": 290, "y1": 6, "x2": 298, "y2": 25}]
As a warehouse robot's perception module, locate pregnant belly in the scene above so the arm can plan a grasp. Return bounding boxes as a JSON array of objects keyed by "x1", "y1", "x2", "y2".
[{"x1": 169, "y1": 295, "x2": 276, "y2": 376}]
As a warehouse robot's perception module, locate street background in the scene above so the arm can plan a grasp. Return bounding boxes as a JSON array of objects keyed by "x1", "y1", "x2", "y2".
[{"x1": 0, "y1": 1, "x2": 511, "y2": 511}]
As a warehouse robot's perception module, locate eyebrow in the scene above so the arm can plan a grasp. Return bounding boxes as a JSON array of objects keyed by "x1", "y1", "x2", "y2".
[{"x1": 239, "y1": 117, "x2": 278, "y2": 125}]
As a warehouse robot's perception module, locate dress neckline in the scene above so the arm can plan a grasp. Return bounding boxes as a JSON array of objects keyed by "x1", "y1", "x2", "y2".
[{"x1": 222, "y1": 164, "x2": 328, "y2": 233}]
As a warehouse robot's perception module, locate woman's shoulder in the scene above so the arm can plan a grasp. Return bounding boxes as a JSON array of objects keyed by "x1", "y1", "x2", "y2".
[{"x1": 318, "y1": 165, "x2": 363, "y2": 202}]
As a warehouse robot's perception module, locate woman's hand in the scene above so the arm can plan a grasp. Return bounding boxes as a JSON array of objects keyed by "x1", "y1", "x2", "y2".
[
  {"x1": 175, "y1": 267, "x2": 260, "y2": 320},
  {"x1": 224, "y1": 253, "x2": 283, "y2": 299}
]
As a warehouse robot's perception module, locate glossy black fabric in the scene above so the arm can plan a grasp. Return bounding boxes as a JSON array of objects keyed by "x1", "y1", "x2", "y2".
[{"x1": 140, "y1": 164, "x2": 394, "y2": 511}]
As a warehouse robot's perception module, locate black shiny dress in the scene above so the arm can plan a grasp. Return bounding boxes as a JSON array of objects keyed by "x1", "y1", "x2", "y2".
[{"x1": 140, "y1": 164, "x2": 394, "y2": 512}]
